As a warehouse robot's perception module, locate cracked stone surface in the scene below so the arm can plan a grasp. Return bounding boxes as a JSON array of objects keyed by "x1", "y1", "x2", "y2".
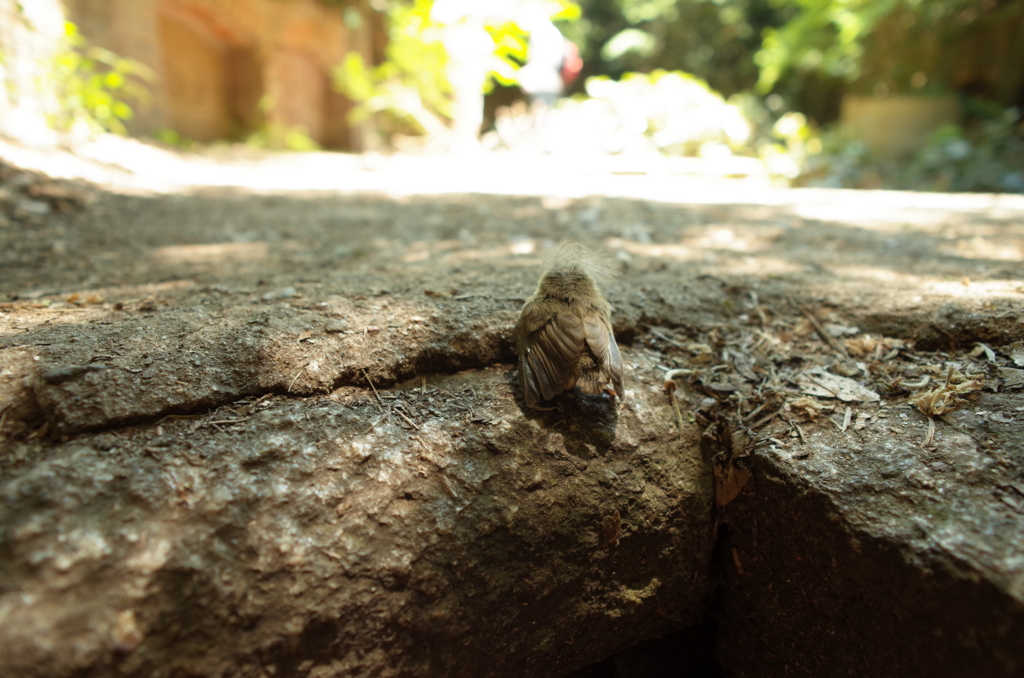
[
  {"x1": 1, "y1": 149, "x2": 1023, "y2": 677},
  {"x1": 715, "y1": 392, "x2": 1024, "y2": 675}
]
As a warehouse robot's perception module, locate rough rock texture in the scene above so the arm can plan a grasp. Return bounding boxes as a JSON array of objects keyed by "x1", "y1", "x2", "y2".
[
  {"x1": 2, "y1": 153, "x2": 1024, "y2": 677},
  {"x1": 715, "y1": 389, "x2": 1024, "y2": 678},
  {"x1": 1, "y1": 360, "x2": 714, "y2": 678}
]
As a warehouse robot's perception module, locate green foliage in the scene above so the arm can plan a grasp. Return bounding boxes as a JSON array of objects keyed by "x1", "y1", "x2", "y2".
[
  {"x1": 600, "y1": 28, "x2": 658, "y2": 61},
  {"x1": 333, "y1": 0, "x2": 578, "y2": 140},
  {"x1": 155, "y1": 122, "x2": 321, "y2": 153},
  {"x1": 902, "y1": 110, "x2": 1024, "y2": 192},
  {"x1": 484, "y1": 21, "x2": 529, "y2": 90},
  {"x1": 564, "y1": 0, "x2": 779, "y2": 97},
  {"x1": 754, "y1": 0, "x2": 981, "y2": 94},
  {"x1": 46, "y1": 22, "x2": 153, "y2": 135},
  {"x1": 797, "y1": 106, "x2": 1024, "y2": 193},
  {"x1": 245, "y1": 122, "x2": 322, "y2": 152},
  {"x1": 550, "y1": 0, "x2": 584, "y2": 21},
  {"x1": 154, "y1": 128, "x2": 194, "y2": 150},
  {"x1": 333, "y1": 0, "x2": 452, "y2": 136}
]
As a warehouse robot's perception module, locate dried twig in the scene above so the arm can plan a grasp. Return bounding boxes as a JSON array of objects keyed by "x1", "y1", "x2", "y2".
[
  {"x1": 392, "y1": 406, "x2": 421, "y2": 430},
  {"x1": 362, "y1": 368, "x2": 386, "y2": 413},
  {"x1": 792, "y1": 300, "x2": 847, "y2": 356},
  {"x1": 743, "y1": 401, "x2": 769, "y2": 421},
  {"x1": 748, "y1": 409, "x2": 779, "y2": 430},
  {"x1": 651, "y1": 326, "x2": 686, "y2": 348},
  {"x1": 363, "y1": 412, "x2": 387, "y2": 434},
  {"x1": 922, "y1": 417, "x2": 936, "y2": 448},
  {"x1": 287, "y1": 365, "x2": 305, "y2": 392}
]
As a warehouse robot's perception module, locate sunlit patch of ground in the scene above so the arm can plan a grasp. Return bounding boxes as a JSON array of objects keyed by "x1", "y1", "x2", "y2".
[{"x1": 1, "y1": 134, "x2": 1021, "y2": 314}]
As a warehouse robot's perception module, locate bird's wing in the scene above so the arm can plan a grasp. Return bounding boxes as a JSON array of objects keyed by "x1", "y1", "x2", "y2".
[
  {"x1": 514, "y1": 297, "x2": 549, "y2": 356},
  {"x1": 584, "y1": 315, "x2": 625, "y2": 398},
  {"x1": 519, "y1": 311, "x2": 586, "y2": 405},
  {"x1": 606, "y1": 327, "x2": 625, "y2": 397}
]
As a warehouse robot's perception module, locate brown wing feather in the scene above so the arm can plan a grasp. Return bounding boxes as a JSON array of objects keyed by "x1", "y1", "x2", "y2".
[
  {"x1": 517, "y1": 310, "x2": 587, "y2": 406},
  {"x1": 605, "y1": 327, "x2": 625, "y2": 398},
  {"x1": 582, "y1": 314, "x2": 625, "y2": 398}
]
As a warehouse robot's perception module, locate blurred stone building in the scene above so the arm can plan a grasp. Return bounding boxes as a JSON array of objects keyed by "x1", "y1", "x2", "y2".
[{"x1": 63, "y1": 0, "x2": 384, "y2": 149}]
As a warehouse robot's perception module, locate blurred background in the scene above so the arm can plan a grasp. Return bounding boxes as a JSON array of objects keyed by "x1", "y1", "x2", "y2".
[{"x1": 1, "y1": 0, "x2": 1022, "y2": 193}]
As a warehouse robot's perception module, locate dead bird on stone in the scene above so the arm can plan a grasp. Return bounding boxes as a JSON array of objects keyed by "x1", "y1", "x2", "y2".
[{"x1": 513, "y1": 243, "x2": 625, "y2": 408}]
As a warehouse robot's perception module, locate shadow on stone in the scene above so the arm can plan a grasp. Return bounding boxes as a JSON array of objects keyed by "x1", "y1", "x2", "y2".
[
  {"x1": 509, "y1": 369, "x2": 621, "y2": 459},
  {"x1": 565, "y1": 622, "x2": 723, "y2": 678}
]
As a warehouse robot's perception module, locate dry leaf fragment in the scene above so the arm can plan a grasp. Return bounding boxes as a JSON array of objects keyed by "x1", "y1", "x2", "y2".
[
  {"x1": 715, "y1": 463, "x2": 752, "y2": 507},
  {"x1": 797, "y1": 367, "x2": 880, "y2": 403},
  {"x1": 998, "y1": 367, "x2": 1024, "y2": 390},
  {"x1": 793, "y1": 317, "x2": 816, "y2": 337},
  {"x1": 909, "y1": 370, "x2": 984, "y2": 416},
  {"x1": 845, "y1": 335, "x2": 910, "y2": 359},
  {"x1": 731, "y1": 352, "x2": 759, "y2": 382},
  {"x1": 830, "y1": 361, "x2": 863, "y2": 377},
  {"x1": 824, "y1": 323, "x2": 860, "y2": 338},
  {"x1": 969, "y1": 343, "x2": 997, "y2": 363},
  {"x1": 787, "y1": 396, "x2": 832, "y2": 421}
]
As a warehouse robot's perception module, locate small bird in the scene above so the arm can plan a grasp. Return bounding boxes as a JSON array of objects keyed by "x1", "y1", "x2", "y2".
[{"x1": 514, "y1": 244, "x2": 625, "y2": 408}]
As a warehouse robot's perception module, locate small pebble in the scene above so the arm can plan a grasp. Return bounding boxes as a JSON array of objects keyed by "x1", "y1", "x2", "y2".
[{"x1": 261, "y1": 286, "x2": 297, "y2": 301}]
